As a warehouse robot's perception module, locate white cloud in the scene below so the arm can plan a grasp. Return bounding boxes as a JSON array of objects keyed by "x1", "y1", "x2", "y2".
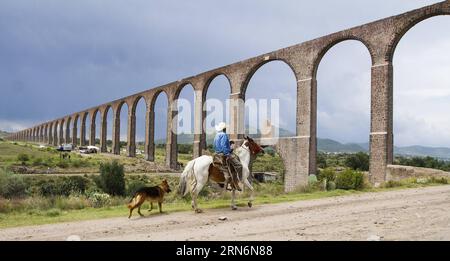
[{"x1": 0, "y1": 119, "x2": 37, "y2": 132}]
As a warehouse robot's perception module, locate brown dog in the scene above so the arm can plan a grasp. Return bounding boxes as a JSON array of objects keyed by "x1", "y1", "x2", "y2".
[{"x1": 127, "y1": 179, "x2": 172, "y2": 218}]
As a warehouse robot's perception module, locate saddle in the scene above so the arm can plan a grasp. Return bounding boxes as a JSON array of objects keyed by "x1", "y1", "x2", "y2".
[{"x1": 212, "y1": 153, "x2": 241, "y2": 191}]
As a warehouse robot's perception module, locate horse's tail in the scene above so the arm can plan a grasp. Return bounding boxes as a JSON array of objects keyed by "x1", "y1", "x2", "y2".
[{"x1": 179, "y1": 159, "x2": 195, "y2": 197}]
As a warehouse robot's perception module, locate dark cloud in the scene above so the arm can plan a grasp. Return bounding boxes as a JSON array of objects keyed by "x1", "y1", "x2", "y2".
[{"x1": 1, "y1": 0, "x2": 449, "y2": 146}]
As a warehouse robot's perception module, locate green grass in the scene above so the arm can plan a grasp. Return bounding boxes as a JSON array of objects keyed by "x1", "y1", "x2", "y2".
[
  {"x1": 0, "y1": 142, "x2": 55, "y2": 165},
  {"x1": 0, "y1": 182, "x2": 446, "y2": 229}
]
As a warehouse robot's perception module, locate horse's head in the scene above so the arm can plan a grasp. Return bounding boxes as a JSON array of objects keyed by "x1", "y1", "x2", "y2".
[{"x1": 243, "y1": 136, "x2": 264, "y2": 156}]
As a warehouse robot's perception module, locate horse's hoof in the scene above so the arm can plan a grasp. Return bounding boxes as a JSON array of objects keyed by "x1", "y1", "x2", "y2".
[
  {"x1": 231, "y1": 206, "x2": 238, "y2": 211},
  {"x1": 248, "y1": 202, "x2": 253, "y2": 208},
  {"x1": 195, "y1": 209, "x2": 203, "y2": 213}
]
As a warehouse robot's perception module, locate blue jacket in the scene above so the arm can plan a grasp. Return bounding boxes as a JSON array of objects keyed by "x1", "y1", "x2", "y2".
[{"x1": 214, "y1": 131, "x2": 231, "y2": 156}]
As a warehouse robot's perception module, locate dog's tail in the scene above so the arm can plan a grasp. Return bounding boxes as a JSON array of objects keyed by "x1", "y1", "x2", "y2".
[
  {"x1": 127, "y1": 192, "x2": 139, "y2": 209},
  {"x1": 179, "y1": 159, "x2": 195, "y2": 197}
]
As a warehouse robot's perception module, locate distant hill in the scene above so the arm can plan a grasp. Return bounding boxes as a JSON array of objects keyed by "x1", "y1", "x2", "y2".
[
  {"x1": 0, "y1": 130, "x2": 11, "y2": 139},
  {"x1": 318, "y1": 138, "x2": 367, "y2": 153},
  {"x1": 154, "y1": 127, "x2": 450, "y2": 160},
  {"x1": 394, "y1": 145, "x2": 450, "y2": 160}
]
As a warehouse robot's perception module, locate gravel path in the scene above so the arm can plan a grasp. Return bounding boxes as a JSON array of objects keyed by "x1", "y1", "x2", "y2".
[{"x1": 1, "y1": 185, "x2": 449, "y2": 241}]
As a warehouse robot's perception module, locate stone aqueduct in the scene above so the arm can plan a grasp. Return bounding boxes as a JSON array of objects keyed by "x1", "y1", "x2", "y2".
[{"x1": 6, "y1": 1, "x2": 450, "y2": 191}]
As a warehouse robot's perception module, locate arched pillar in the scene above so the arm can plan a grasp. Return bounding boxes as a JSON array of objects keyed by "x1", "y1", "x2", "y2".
[
  {"x1": 53, "y1": 122, "x2": 58, "y2": 146},
  {"x1": 100, "y1": 108, "x2": 108, "y2": 153},
  {"x1": 369, "y1": 60, "x2": 393, "y2": 185},
  {"x1": 89, "y1": 111, "x2": 97, "y2": 146},
  {"x1": 48, "y1": 123, "x2": 53, "y2": 145},
  {"x1": 43, "y1": 125, "x2": 47, "y2": 144},
  {"x1": 166, "y1": 92, "x2": 178, "y2": 169},
  {"x1": 65, "y1": 118, "x2": 71, "y2": 144},
  {"x1": 127, "y1": 103, "x2": 136, "y2": 157},
  {"x1": 59, "y1": 120, "x2": 65, "y2": 145},
  {"x1": 72, "y1": 115, "x2": 78, "y2": 146},
  {"x1": 193, "y1": 80, "x2": 206, "y2": 159},
  {"x1": 144, "y1": 100, "x2": 155, "y2": 161},
  {"x1": 80, "y1": 113, "x2": 87, "y2": 146},
  {"x1": 112, "y1": 105, "x2": 121, "y2": 155}
]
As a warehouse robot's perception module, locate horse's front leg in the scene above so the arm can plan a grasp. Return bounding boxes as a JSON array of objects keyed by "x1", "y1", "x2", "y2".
[
  {"x1": 231, "y1": 189, "x2": 237, "y2": 210},
  {"x1": 244, "y1": 178, "x2": 254, "y2": 208}
]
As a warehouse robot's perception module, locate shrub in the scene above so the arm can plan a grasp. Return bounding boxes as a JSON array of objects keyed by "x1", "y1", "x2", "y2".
[
  {"x1": 326, "y1": 181, "x2": 336, "y2": 191},
  {"x1": 429, "y1": 176, "x2": 448, "y2": 184},
  {"x1": 384, "y1": 180, "x2": 403, "y2": 188},
  {"x1": 98, "y1": 161, "x2": 125, "y2": 196},
  {"x1": 17, "y1": 153, "x2": 30, "y2": 165},
  {"x1": 0, "y1": 170, "x2": 28, "y2": 198},
  {"x1": 71, "y1": 158, "x2": 90, "y2": 168},
  {"x1": 43, "y1": 158, "x2": 55, "y2": 167},
  {"x1": 55, "y1": 195, "x2": 90, "y2": 210},
  {"x1": 62, "y1": 176, "x2": 88, "y2": 194},
  {"x1": 45, "y1": 208, "x2": 61, "y2": 217},
  {"x1": 126, "y1": 180, "x2": 146, "y2": 197},
  {"x1": 178, "y1": 144, "x2": 193, "y2": 154},
  {"x1": 345, "y1": 152, "x2": 369, "y2": 171},
  {"x1": 317, "y1": 168, "x2": 336, "y2": 182},
  {"x1": 88, "y1": 192, "x2": 111, "y2": 208},
  {"x1": 56, "y1": 160, "x2": 69, "y2": 168},
  {"x1": 32, "y1": 157, "x2": 44, "y2": 166},
  {"x1": 317, "y1": 152, "x2": 327, "y2": 169},
  {"x1": 335, "y1": 169, "x2": 365, "y2": 190},
  {"x1": 44, "y1": 176, "x2": 87, "y2": 197},
  {"x1": 38, "y1": 180, "x2": 62, "y2": 197}
]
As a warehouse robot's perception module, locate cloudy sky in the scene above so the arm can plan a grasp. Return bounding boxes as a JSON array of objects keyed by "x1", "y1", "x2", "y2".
[{"x1": 1, "y1": 0, "x2": 449, "y2": 147}]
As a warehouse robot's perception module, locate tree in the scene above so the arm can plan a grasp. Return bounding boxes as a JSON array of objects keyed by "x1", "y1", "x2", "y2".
[
  {"x1": 17, "y1": 153, "x2": 30, "y2": 165},
  {"x1": 345, "y1": 152, "x2": 369, "y2": 171},
  {"x1": 98, "y1": 160, "x2": 125, "y2": 196}
]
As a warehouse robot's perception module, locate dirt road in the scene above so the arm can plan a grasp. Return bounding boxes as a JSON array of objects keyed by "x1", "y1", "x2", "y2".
[{"x1": 1, "y1": 185, "x2": 450, "y2": 241}]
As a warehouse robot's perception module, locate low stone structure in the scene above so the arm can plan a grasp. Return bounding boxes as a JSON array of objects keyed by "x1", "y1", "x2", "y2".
[{"x1": 386, "y1": 165, "x2": 450, "y2": 181}]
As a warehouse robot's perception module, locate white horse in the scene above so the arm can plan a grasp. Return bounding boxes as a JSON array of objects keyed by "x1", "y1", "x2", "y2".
[{"x1": 179, "y1": 136, "x2": 264, "y2": 213}]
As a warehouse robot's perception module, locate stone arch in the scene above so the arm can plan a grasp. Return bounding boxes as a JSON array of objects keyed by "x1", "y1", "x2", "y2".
[
  {"x1": 312, "y1": 37, "x2": 375, "y2": 78},
  {"x1": 128, "y1": 96, "x2": 147, "y2": 157},
  {"x1": 115, "y1": 100, "x2": 129, "y2": 118},
  {"x1": 174, "y1": 82, "x2": 196, "y2": 159},
  {"x1": 65, "y1": 117, "x2": 72, "y2": 144},
  {"x1": 72, "y1": 114, "x2": 80, "y2": 146},
  {"x1": 202, "y1": 73, "x2": 233, "y2": 152},
  {"x1": 392, "y1": 15, "x2": 450, "y2": 150},
  {"x1": 203, "y1": 73, "x2": 232, "y2": 100},
  {"x1": 241, "y1": 59, "x2": 298, "y2": 98},
  {"x1": 174, "y1": 82, "x2": 196, "y2": 100},
  {"x1": 90, "y1": 108, "x2": 101, "y2": 146},
  {"x1": 149, "y1": 90, "x2": 169, "y2": 111},
  {"x1": 242, "y1": 59, "x2": 298, "y2": 138},
  {"x1": 100, "y1": 105, "x2": 113, "y2": 152},
  {"x1": 48, "y1": 122, "x2": 53, "y2": 145},
  {"x1": 43, "y1": 124, "x2": 48, "y2": 143},
  {"x1": 130, "y1": 96, "x2": 147, "y2": 115},
  {"x1": 58, "y1": 119, "x2": 65, "y2": 145},
  {"x1": 149, "y1": 90, "x2": 170, "y2": 165},
  {"x1": 80, "y1": 112, "x2": 89, "y2": 145},
  {"x1": 315, "y1": 40, "x2": 372, "y2": 176},
  {"x1": 115, "y1": 100, "x2": 130, "y2": 155},
  {"x1": 53, "y1": 121, "x2": 59, "y2": 145},
  {"x1": 386, "y1": 5, "x2": 450, "y2": 63}
]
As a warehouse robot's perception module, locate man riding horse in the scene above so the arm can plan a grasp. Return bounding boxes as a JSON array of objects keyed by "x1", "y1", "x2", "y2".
[{"x1": 213, "y1": 122, "x2": 242, "y2": 191}]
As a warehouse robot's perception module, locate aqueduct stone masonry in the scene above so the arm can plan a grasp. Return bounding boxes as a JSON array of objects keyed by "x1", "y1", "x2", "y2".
[{"x1": 6, "y1": 1, "x2": 450, "y2": 191}]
